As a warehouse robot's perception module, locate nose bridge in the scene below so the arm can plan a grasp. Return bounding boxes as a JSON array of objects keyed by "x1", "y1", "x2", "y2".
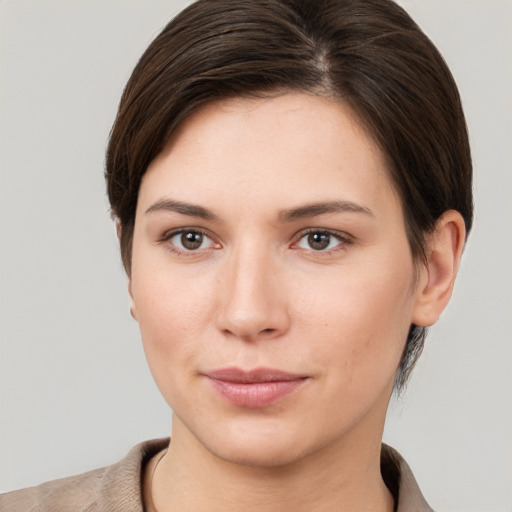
[{"x1": 217, "y1": 238, "x2": 288, "y2": 340}]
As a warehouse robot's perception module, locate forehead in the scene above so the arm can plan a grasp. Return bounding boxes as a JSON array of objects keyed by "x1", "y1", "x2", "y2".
[{"x1": 139, "y1": 93, "x2": 399, "y2": 219}]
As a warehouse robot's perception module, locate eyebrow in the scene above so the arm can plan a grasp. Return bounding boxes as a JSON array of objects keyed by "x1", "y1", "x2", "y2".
[
  {"x1": 278, "y1": 200, "x2": 374, "y2": 222},
  {"x1": 144, "y1": 198, "x2": 373, "y2": 223},
  {"x1": 145, "y1": 199, "x2": 218, "y2": 221}
]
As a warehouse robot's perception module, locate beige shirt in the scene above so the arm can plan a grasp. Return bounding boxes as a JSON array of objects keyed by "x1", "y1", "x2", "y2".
[{"x1": 0, "y1": 439, "x2": 434, "y2": 511}]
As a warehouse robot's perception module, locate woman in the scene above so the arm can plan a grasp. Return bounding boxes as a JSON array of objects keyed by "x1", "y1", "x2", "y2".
[{"x1": 1, "y1": 0, "x2": 472, "y2": 510}]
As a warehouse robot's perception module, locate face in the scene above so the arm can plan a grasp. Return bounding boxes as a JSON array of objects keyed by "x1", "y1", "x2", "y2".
[{"x1": 129, "y1": 93, "x2": 425, "y2": 467}]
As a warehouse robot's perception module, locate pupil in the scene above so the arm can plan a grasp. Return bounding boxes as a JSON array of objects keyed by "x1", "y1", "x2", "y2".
[
  {"x1": 308, "y1": 232, "x2": 330, "y2": 250},
  {"x1": 182, "y1": 232, "x2": 203, "y2": 250}
]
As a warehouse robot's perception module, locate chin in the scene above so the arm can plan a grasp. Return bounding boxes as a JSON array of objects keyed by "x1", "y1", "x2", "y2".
[
  {"x1": 210, "y1": 437, "x2": 308, "y2": 468},
  {"x1": 189, "y1": 414, "x2": 337, "y2": 469}
]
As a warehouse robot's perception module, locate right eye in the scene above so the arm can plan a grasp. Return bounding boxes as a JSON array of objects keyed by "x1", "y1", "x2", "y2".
[{"x1": 164, "y1": 229, "x2": 219, "y2": 254}]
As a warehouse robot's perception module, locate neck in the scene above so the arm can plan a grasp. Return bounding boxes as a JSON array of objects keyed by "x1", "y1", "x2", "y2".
[{"x1": 149, "y1": 417, "x2": 394, "y2": 512}]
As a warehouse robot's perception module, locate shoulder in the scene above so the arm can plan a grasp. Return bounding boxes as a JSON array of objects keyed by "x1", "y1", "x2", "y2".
[
  {"x1": 0, "y1": 466, "x2": 106, "y2": 512},
  {"x1": 381, "y1": 444, "x2": 435, "y2": 512},
  {"x1": 0, "y1": 438, "x2": 169, "y2": 512}
]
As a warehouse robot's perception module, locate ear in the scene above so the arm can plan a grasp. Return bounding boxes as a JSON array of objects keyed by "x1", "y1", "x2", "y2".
[
  {"x1": 117, "y1": 220, "x2": 138, "y2": 322},
  {"x1": 128, "y1": 280, "x2": 138, "y2": 322},
  {"x1": 115, "y1": 219, "x2": 123, "y2": 240},
  {"x1": 412, "y1": 210, "x2": 466, "y2": 327}
]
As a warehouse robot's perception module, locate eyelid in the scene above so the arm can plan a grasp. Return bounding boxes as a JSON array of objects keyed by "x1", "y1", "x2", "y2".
[
  {"x1": 157, "y1": 226, "x2": 353, "y2": 256},
  {"x1": 291, "y1": 228, "x2": 354, "y2": 253},
  {"x1": 159, "y1": 227, "x2": 221, "y2": 254}
]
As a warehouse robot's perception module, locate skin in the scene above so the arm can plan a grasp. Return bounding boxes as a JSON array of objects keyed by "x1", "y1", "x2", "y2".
[{"x1": 128, "y1": 93, "x2": 465, "y2": 512}]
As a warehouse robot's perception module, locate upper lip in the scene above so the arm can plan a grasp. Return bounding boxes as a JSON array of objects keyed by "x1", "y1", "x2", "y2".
[{"x1": 204, "y1": 367, "x2": 307, "y2": 383}]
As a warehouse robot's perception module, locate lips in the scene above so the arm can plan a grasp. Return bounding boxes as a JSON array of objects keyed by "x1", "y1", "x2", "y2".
[{"x1": 204, "y1": 367, "x2": 308, "y2": 408}]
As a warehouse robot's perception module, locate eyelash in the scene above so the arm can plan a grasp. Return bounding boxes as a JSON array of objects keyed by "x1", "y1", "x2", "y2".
[
  {"x1": 293, "y1": 228, "x2": 354, "y2": 254},
  {"x1": 158, "y1": 227, "x2": 353, "y2": 256},
  {"x1": 159, "y1": 228, "x2": 219, "y2": 256}
]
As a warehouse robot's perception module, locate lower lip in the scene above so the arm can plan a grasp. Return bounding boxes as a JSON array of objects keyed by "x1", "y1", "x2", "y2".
[{"x1": 207, "y1": 378, "x2": 307, "y2": 408}]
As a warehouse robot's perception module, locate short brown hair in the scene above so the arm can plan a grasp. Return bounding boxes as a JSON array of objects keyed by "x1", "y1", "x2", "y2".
[{"x1": 106, "y1": 0, "x2": 473, "y2": 390}]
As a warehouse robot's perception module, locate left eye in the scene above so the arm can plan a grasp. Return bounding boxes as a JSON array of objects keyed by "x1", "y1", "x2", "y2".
[
  {"x1": 296, "y1": 231, "x2": 345, "y2": 251},
  {"x1": 168, "y1": 230, "x2": 216, "y2": 252}
]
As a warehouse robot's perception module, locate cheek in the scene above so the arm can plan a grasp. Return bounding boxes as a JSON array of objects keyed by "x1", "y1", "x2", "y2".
[
  {"x1": 296, "y1": 257, "x2": 414, "y2": 389},
  {"x1": 132, "y1": 250, "x2": 214, "y2": 330},
  {"x1": 130, "y1": 265, "x2": 217, "y2": 394}
]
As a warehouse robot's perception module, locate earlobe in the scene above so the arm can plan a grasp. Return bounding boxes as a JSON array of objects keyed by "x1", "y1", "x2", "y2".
[
  {"x1": 117, "y1": 220, "x2": 138, "y2": 321},
  {"x1": 412, "y1": 210, "x2": 466, "y2": 327},
  {"x1": 115, "y1": 219, "x2": 123, "y2": 240},
  {"x1": 128, "y1": 281, "x2": 138, "y2": 321}
]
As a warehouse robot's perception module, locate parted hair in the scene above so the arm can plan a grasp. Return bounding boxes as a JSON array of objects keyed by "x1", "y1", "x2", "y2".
[{"x1": 105, "y1": 0, "x2": 473, "y2": 390}]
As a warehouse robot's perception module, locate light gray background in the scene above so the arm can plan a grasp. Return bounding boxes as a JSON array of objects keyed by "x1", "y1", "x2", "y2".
[{"x1": 0, "y1": 1, "x2": 511, "y2": 510}]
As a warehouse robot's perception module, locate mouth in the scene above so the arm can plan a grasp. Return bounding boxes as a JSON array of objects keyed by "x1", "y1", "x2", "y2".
[{"x1": 203, "y1": 367, "x2": 309, "y2": 408}]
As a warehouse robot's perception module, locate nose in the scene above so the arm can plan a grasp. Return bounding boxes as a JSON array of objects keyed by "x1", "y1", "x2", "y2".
[{"x1": 215, "y1": 245, "x2": 290, "y2": 342}]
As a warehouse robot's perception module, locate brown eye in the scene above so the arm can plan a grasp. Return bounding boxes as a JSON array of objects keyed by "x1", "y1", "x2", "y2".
[
  {"x1": 307, "y1": 232, "x2": 331, "y2": 250},
  {"x1": 181, "y1": 231, "x2": 203, "y2": 250},
  {"x1": 295, "y1": 230, "x2": 348, "y2": 253},
  {"x1": 167, "y1": 229, "x2": 217, "y2": 253}
]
